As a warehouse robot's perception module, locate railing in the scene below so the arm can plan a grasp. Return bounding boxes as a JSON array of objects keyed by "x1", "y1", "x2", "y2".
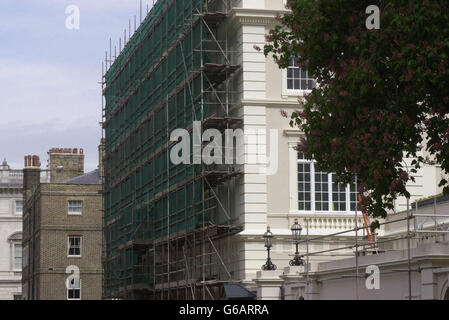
[
  {"x1": 300, "y1": 216, "x2": 365, "y2": 232},
  {"x1": 9, "y1": 171, "x2": 23, "y2": 177}
]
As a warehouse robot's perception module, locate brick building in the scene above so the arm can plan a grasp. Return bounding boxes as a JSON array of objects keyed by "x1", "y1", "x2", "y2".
[{"x1": 22, "y1": 148, "x2": 103, "y2": 300}]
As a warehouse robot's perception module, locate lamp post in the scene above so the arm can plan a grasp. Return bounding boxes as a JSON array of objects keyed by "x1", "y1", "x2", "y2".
[
  {"x1": 290, "y1": 218, "x2": 304, "y2": 266},
  {"x1": 262, "y1": 226, "x2": 277, "y2": 270}
]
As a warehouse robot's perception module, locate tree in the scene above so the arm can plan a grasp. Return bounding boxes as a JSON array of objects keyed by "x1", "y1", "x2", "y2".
[{"x1": 264, "y1": 0, "x2": 449, "y2": 229}]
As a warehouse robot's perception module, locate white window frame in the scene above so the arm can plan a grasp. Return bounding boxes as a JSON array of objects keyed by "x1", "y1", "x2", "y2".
[
  {"x1": 13, "y1": 243, "x2": 22, "y2": 271},
  {"x1": 297, "y1": 154, "x2": 358, "y2": 214},
  {"x1": 282, "y1": 57, "x2": 315, "y2": 97},
  {"x1": 68, "y1": 200, "x2": 83, "y2": 216},
  {"x1": 67, "y1": 236, "x2": 82, "y2": 258},
  {"x1": 14, "y1": 200, "x2": 23, "y2": 215},
  {"x1": 67, "y1": 279, "x2": 81, "y2": 300}
]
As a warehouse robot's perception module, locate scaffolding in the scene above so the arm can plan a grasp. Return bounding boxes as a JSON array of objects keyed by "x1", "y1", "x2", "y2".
[
  {"x1": 294, "y1": 197, "x2": 449, "y2": 300},
  {"x1": 102, "y1": 0, "x2": 242, "y2": 300}
]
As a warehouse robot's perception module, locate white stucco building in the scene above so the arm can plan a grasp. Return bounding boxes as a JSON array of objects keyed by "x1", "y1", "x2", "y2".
[
  {"x1": 0, "y1": 160, "x2": 49, "y2": 300},
  {"x1": 230, "y1": 0, "x2": 448, "y2": 291},
  {"x1": 0, "y1": 160, "x2": 24, "y2": 300},
  {"x1": 100, "y1": 0, "x2": 447, "y2": 299},
  {"x1": 254, "y1": 195, "x2": 449, "y2": 300}
]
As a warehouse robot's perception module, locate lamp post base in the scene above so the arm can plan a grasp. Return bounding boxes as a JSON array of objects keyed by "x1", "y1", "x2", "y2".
[
  {"x1": 289, "y1": 255, "x2": 304, "y2": 266},
  {"x1": 262, "y1": 258, "x2": 277, "y2": 270}
]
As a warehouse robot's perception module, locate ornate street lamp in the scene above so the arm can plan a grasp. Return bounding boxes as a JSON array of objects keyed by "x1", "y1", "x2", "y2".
[
  {"x1": 290, "y1": 218, "x2": 304, "y2": 266},
  {"x1": 262, "y1": 226, "x2": 277, "y2": 270}
]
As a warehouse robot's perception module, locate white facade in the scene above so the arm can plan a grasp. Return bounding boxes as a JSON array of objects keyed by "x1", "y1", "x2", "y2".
[
  {"x1": 253, "y1": 191, "x2": 449, "y2": 300},
  {"x1": 255, "y1": 238, "x2": 449, "y2": 300},
  {"x1": 0, "y1": 160, "x2": 23, "y2": 300},
  {"x1": 231, "y1": 0, "x2": 446, "y2": 289},
  {"x1": 0, "y1": 160, "x2": 50, "y2": 300}
]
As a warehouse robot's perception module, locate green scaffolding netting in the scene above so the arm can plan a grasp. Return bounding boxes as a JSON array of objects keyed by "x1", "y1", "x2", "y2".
[{"x1": 102, "y1": 0, "x2": 224, "y2": 297}]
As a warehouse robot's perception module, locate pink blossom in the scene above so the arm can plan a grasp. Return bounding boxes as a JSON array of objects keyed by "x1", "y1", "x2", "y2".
[{"x1": 339, "y1": 90, "x2": 350, "y2": 97}]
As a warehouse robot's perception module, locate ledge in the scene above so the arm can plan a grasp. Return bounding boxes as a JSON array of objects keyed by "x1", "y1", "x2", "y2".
[{"x1": 283, "y1": 129, "x2": 303, "y2": 137}]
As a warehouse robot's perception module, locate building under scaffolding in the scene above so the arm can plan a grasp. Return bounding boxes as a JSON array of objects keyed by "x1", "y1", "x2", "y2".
[
  {"x1": 101, "y1": 0, "x2": 449, "y2": 300},
  {"x1": 102, "y1": 0, "x2": 242, "y2": 300}
]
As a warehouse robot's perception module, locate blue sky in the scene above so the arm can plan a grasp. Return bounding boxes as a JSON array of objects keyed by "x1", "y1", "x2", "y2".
[{"x1": 0, "y1": 0, "x2": 154, "y2": 171}]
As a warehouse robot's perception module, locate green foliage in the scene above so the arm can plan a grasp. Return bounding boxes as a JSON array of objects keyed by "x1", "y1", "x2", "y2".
[{"x1": 265, "y1": 0, "x2": 449, "y2": 228}]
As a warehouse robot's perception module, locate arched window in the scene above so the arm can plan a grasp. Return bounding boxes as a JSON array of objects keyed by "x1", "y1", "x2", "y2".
[{"x1": 7, "y1": 232, "x2": 22, "y2": 271}]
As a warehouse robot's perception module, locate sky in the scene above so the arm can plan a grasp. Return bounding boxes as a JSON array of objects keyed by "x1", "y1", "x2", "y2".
[{"x1": 0, "y1": 0, "x2": 154, "y2": 171}]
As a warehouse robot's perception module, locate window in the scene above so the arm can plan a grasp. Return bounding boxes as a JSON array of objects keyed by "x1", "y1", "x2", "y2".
[
  {"x1": 297, "y1": 153, "x2": 358, "y2": 213},
  {"x1": 15, "y1": 200, "x2": 23, "y2": 215},
  {"x1": 68, "y1": 201, "x2": 83, "y2": 215},
  {"x1": 67, "y1": 279, "x2": 81, "y2": 300},
  {"x1": 314, "y1": 165, "x2": 329, "y2": 211},
  {"x1": 287, "y1": 57, "x2": 315, "y2": 91},
  {"x1": 297, "y1": 153, "x2": 311, "y2": 210},
  {"x1": 350, "y1": 178, "x2": 362, "y2": 211},
  {"x1": 332, "y1": 174, "x2": 347, "y2": 211},
  {"x1": 14, "y1": 243, "x2": 22, "y2": 270},
  {"x1": 68, "y1": 236, "x2": 82, "y2": 257}
]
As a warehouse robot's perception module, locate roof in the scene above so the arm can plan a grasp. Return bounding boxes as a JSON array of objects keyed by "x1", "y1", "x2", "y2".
[
  {"x1": 411, "y1": 194, "x2": 449, "y2": 209},
  {"x1": 63, "y1": 169, "x2": 102, "y2": 185},
  {"x1": 223, "y1": 283, "x2": 257, "y2": 300}
]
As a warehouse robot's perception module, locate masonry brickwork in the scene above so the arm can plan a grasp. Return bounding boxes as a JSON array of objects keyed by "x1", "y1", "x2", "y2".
[{"x1": 22, "y1": 151, "x2": 102, "y2": 300}]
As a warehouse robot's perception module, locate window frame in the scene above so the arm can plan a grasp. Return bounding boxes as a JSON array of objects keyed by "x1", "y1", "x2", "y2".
[
  {"x1": 13, "y1": 243, "x2": 22, "y2": 271},
  {"x1": 14, "y1": 200, "x2": 23, "y2": 215},
  {"x1": 68, "y1": 200, "x2": 83, "y2": 216},
  {"x1": 297, "y1": 154, "x2": 358, "y2": 214},
  {"x1": 282, "y1": 57, "x2": 316, "y2": 96},
  {"x1": 67, "y1": 279, "x2": 81, "y2": 300},
  {"x1": 67, "y1": 236, "x2": 82, "y2": 258}
]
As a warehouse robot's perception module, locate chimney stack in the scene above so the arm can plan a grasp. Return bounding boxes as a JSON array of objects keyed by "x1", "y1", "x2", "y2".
[
  {"x1": 48, "y1": 147, "x2": 84, "y2": 183},
  {"x1": 23, "y1": 155, "x2": 41, "y2": 202}
]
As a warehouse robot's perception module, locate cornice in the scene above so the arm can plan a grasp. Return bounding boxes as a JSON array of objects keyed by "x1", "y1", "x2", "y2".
[
  {"x1": 283, "y1": 129, "x2": 303, "y2": 137},
  {"x1": 0, "y1": 187, "x2": 22, "y2": 195},
  {"x1": 238, "y1": 99, "x2": 303, "y2": 107},
  {"x1": 229, "y1": 8, "x2": 288, "y2": 27},
  {"x1": 0, "y1": 216, "x2": 22, "y2": 222}
]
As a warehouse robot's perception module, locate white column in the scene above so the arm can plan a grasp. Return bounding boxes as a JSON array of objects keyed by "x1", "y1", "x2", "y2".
[
  {"x1": 281, "y1": 266, "x2": 305, "y2": 300},
  {"x1": 421, "y1": 263, "x2": 437, "y2": 299}
]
